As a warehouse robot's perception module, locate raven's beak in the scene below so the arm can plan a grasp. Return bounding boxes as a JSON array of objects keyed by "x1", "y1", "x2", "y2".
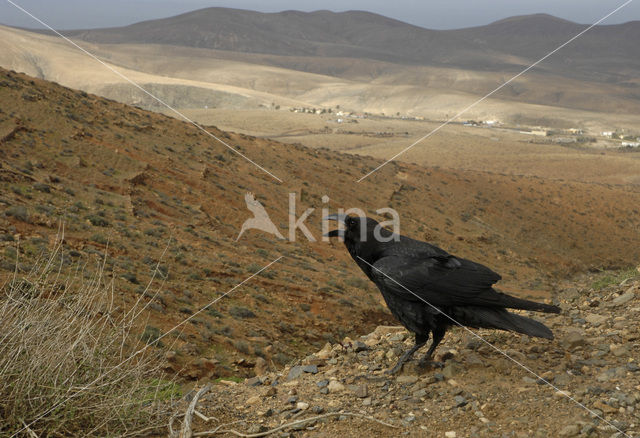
[
  {"x1": 323, "y1": 229, "x2": 345, "y2": 238},
  {"x1": 324, "y1": 213, "x2": 348, "y2": 223},
  {"x1": 324, "y1": 214, "x2": 348, "y2": 238}
]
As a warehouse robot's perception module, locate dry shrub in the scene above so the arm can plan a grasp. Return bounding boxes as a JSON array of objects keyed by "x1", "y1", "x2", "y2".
[{"x1": 0, "y1": 237, "x2": 177, "y2": 437}]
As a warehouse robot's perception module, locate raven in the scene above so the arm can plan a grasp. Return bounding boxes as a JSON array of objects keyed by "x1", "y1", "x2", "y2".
[{"x1": 326, "y1": 214, "x2": 560, "y2": 374}]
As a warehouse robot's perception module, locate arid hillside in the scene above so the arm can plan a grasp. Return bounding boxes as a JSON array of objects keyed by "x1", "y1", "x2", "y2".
[{"x1": 2, "y1": 67, "x2": 640, "y2": 381}]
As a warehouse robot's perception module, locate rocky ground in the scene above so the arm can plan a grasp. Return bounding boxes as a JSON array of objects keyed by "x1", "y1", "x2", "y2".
[{"x1": 171, "y1": 271, "x2": 640, "y2": 438}]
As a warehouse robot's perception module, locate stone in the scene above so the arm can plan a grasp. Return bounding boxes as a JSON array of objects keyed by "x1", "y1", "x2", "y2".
[
  {"x1": 327, "y1": 380, "x2": 345, "y2": 393},
  {"x1": 286, "y1": 366, "x2": 304, "y2": 381},
  {"x1": 553, "y1": 374, "x2": 572, "y2": 387},
  {"x1": 608, "y1": 290, "x2": 635, "y2": 307},
  {"x1": 562, "y1": 331, "x2": 587, "y2": 350},
  {"x1": 246, "y1": 376, "x2": 262, "y2": 386},
  {"x1": 353, "y1": 384, "x2": 368, "y2": 398},
  {"x1": 585, "y1": 314, "x2": 607, "y2": 326},
  {"x1": 454, "y1": 395, "x2": 467, "y2": 407},
  {"x1": 296, "y1": 401, "x2": 309, "y2": 410},
  {"x1": 317, "y1": 379, "x2": 329, "y2": 388},
  {"x1": 246, "y1": 395, "x2": 261, "y2": 405},
  {"x1": 397, "y1": 375, "x2": 419, "y2": 385},
  {"x1": 413, "y1": 388, "x2": 428, "y2": 398},
  {"x1": 465, "y1": 353, "x2": 484, "y2": 368},
  {"x1": 558, "y1": 424, "x2": 580, "y2": 436},
  {"x1": 316, "y1": 343, "x2": 333, "y2": 359},
  {"x1": 445, "y1": 432, "x2": 457, "y2": 438},
  {"x1": 626, "y1": 362, "x2": 640, "y2": 372},
  {"x1": 443, "y1": 361, "x2": 463, "y2": 378},
  {"x1": 372, "y1": 326, "x2": 405, "y2": 337},
  {"x1": 353, "y1": 340, "x2": 368, "y2": 352},
  {"x1": 362, "y1": 397, "x2": 372, "y2": 406},
  {"x1": 303, "y1": 364, "x2": 319, "y2": 374},
  {"x1": 254, "y1": 357, "x2": 268, "y2": 376},
  {"x1": 611, "y1": 345, "x2": 629, "y2": 357},
  {"x1": 389, "y1": 333, "x2": 406, "y2": 342}
]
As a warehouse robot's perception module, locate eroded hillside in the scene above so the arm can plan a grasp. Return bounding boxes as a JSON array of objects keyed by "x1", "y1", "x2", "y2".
[{"x1": 1, "y1": 68, "x2": 640, "y2": 380}]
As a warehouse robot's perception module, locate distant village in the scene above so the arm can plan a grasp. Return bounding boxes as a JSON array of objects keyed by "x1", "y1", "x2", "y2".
[
  {"x1": 275, "y1": 104, "x2": 640, "y2": 149},
  {"x1": 462, "y1": 119, "x2": 640, "y2": 148}
]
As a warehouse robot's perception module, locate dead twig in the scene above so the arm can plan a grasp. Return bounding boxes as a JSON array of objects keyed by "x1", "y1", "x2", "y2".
[
  {"x1": 180, "y1": 384, "x2": 212, "y2": 438},
  {"x1": 21, "y1": 419, "x2": 39, "y2": 438},
  {"x1": 168, "y1": 411, "x2": 181, "y2": 438},
  {"x1": 193, "y1": 412, "x2": 399, "y2": 437},
  {"x1": 194, "y1": 410, "x2": 216, "y2": 423}
]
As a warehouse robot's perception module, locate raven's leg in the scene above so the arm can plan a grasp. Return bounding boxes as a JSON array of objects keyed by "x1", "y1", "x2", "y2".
[
  {"x1": 418, "y1": 325, "x2": 446, "y2": 367},
  {"x1": 386, "y1": 332, "x2": 428, "y2": 375}
]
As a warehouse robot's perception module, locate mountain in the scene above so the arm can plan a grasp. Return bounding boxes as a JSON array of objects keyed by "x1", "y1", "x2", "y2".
[
  {"x1": 2, "y1": 67, "x2": 640, "y2": 380},
  {"x1": 60, "y1": 8, "x2": 486, "y2": 66},
  {"x1": 57, "y1": 8, "x2": 640, "y2": 81},
  {"x1": 448, "y1": 14, "x2": 640, "y2": 81}
]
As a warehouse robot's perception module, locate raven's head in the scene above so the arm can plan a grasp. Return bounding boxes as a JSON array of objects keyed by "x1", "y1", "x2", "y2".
[{"x1": 325, "y1": 214, "x2": 395, "y2": 256}]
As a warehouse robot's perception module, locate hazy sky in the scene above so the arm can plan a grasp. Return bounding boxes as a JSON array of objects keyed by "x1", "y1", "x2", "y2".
[{"x1": 1, "y1": 0, "x2": 638, "y2": 30}]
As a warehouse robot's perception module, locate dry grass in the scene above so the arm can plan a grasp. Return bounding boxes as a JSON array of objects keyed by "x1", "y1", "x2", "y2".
[{"x1": 0, "y1": 235, "x2": 177, "y2": 437}]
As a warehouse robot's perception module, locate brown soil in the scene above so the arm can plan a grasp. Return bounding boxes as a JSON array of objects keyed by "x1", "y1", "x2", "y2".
[{"x1": 1, "y1": 67, "x2": 640, "y2": 385}]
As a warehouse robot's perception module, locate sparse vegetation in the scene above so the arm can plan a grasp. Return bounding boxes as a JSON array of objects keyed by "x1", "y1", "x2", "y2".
[
  {"x1": 591, "y1": 267, "x2": 640, "y2": 290},
  {"x1": 0, "y1": 243, "x2": 174, "y2": 436}
]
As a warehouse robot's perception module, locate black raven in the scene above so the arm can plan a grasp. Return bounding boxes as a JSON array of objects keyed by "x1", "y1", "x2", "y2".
[{"x1": 325, "y1": 214, "x2": 560, "y2": 374}]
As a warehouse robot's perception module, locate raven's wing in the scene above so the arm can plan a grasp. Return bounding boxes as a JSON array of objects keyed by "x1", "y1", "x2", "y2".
[{"x1": 370, "y1": 254, "x2": 507, "y2": 308}]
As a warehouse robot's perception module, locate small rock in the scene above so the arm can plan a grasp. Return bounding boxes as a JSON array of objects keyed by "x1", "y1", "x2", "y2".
[
  {"x1": 286, "y1": 366, "x2": 304, "y2": 381},
  {"x1": 442, "y1": 361, "x2": 462, "y2": 378},
  {"x1": 397, "y1": 375, "x2": 418, "y2": 385},
  {"x1": 554, "y1": 374, "x2": 572, "y2": 386},
  {"x1": 626, "y1": 362, "x2": 639, "y2": 372},
  {"x1": 353, "y1": 340, "x2": 368, "y2": 352},
  {"x1": 610, "y1": 345, "x2": 629, "y2": 357},
  {"x1": 246, "y1": 376, "x2": 262, "y2": 386},
  {"x1": 327, "y1": 380, "x2": 345, "y2": 393},
  {"x1": 362, "y1": 397, "x2": 372, "y2": 406},
  {"x1": 465, "y1": 352, "x2": 484, "y2": 368},
  {"x1": 373, "y1": 326, "x2": 405, "y2": 337},
  {"x1": 585, "y1": 314, "x2": 607, "y2": 326},
  {"x1": 312, "y1": 406, "x2": 324, "y2": 414},
  {"x1": 287, "y1": 396, "x2": 298, "y2": 404},
  {"x1": 608, "y1": 290, "x2": 635, "y2": 307},
  {"x1": 303, "y1": 364, "x2": 318, "y2": 374},
  {"x1": 353, "y1": 384, "x2": 368, "y2": 398},
  {"x1": 562, "y1": 331, "x2": 587, "y2": 350},
  {"x1": 445, "y1": 431, "x2": 457, "y2": 438},
  {"x1": 254, "y1": 357, "x2": 268, "y2": 376},
  {"x1": 403, "y1": 414, "x2": 416, "y2": 424},
  {"x1": 454, "y1": 395, "x2": 467, "y2": 407},
  {"x1": 559, "y1": 424, "x2": 580, "y2": 436},
  {"x1": 246, "y1": 395, "x2": 261, "y2": 405},
  {"x1": 413, "y1": 388, "x2": 428, "y2": 398},
  {"x1": 246, "y1": 424, "x2": 267, "y2": 434},
  {"x1": 317, "y1": 379, "x2": 329, "y2": 388},
  {"x1": 296, "y1": 401, "x2": 309, "y2": 410},
  {"x1": 316, "y1": 343, "x2": 333, "y2": 359}
]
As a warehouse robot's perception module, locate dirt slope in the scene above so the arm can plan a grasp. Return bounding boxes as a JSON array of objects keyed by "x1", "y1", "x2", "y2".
[
  {"x1": 185, "y1": 272, "x2": 640, "y2": 437},
  {"x1": 1, "y1": 67, "x2": 640, "y2": 381}
]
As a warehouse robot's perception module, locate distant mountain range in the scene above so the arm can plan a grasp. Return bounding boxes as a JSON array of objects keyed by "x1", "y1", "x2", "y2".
[{"x1": 55, "y1": 8, "x2": 640, "y2": 81}]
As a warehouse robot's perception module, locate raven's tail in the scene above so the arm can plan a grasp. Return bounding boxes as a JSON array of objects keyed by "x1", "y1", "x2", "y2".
[
  {"x1": 492, "y1": 290, "x2": 560, "y2": 314},
  {"x1": 454, "y1": 306, "x2": 555, "y2": 339}
]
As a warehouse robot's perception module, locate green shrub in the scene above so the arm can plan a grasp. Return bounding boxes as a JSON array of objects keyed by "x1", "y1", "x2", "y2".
[{"x1": 6, "y1": 205, "x2": 29, "y2": 222}]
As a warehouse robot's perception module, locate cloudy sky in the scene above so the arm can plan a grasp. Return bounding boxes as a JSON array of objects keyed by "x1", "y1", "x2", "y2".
[{"x1": 1, "y1": 0, "x2": 638, "y2": 30}]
